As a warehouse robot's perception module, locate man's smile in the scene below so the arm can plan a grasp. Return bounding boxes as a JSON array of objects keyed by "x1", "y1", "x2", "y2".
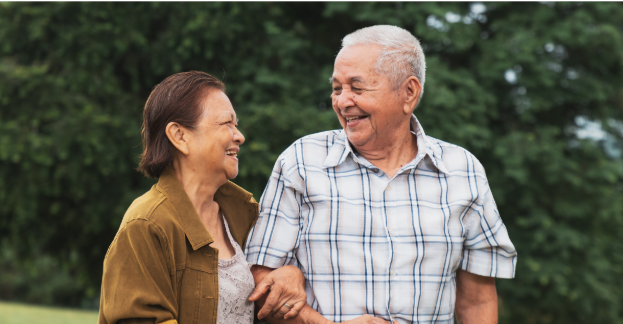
[{"x1": 345, "y1": 116, "x2": 368, "y2": 122}]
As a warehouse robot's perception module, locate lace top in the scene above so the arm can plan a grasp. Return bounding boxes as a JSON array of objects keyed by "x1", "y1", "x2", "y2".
[{"x1": 217, "y1": 216, "x2": 255, "y2": 324}]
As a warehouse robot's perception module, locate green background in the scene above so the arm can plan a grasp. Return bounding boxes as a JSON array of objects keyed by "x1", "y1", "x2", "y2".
[{"x1": 1, "y1": 2, "x2": 622, "y2": 323}]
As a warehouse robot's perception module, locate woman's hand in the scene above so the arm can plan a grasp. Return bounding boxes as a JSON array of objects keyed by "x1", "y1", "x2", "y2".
[{"x1": 249, "y1": 265, "x2": 307, "y2": 320}]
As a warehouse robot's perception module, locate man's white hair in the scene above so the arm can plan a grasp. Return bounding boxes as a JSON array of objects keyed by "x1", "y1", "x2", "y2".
[{"x1": 341, "y1": 25, "x2": 426, "y2": 106}]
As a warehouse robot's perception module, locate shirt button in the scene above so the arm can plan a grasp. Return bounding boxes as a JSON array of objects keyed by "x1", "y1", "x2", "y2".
[
  {"x1": 386, "y1": 185, "x2": 392, "y2": 192},
  {"x1": 391, "y1": 271, "x2": 396, "y2": 276}
]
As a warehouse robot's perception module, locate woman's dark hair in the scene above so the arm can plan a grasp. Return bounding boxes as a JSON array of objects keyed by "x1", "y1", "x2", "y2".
[{"x1": 138, "y1": 71, "x2": 225, "y2": 178}]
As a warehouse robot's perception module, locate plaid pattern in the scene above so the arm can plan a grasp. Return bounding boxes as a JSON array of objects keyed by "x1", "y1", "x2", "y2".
[{"x1": 246, "y1": 115, "x2": 516, "y2": 324}]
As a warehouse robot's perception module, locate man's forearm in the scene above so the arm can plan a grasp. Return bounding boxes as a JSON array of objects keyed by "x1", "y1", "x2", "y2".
[
  {"x1": 454, "y1": 298, "x2": 497, "y2": 324},
  {"x1": 454, "y1": 269, "x2": 498, "y2": 324},
  {"x1": 250, "y1": 265, "x2": 332, "y2": 324},
  {"x1": 262, "y1": 304, "x2": 332, "y2": 324}
]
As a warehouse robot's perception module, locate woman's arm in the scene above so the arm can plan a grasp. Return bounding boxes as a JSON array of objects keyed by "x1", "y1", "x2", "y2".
[{"x1": 98, "y1": 219, "x2": 177, "y2": 324}]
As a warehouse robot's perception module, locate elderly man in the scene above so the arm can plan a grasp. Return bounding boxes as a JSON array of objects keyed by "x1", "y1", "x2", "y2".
[{"x1": 246, "y1": 25, "x2": 517, "y2": 324}]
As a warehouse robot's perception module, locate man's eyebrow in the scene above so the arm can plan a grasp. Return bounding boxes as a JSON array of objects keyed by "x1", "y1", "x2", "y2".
[{"x1": 329, "y1": 76, "x2": 366, "y2": 84}]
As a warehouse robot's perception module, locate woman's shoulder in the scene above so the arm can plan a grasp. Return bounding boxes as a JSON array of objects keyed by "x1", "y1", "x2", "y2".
[{"x1": 118, "y1": 184, "x2": 182, "y2": 235}]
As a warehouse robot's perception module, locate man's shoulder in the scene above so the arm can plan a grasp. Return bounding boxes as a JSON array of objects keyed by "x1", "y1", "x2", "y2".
[
  {"x1": 425, "y1": 135, "x2": 464, "y2": 152},
  {"x1": 424, "y1": 135, "x2": 486, "y2": 172},
  {"x1": 296, "y1": 129, "x2": 343, "y2": 147},
  {"x1": 279, "y1": 129, "x2": 343, "y2": 161}
]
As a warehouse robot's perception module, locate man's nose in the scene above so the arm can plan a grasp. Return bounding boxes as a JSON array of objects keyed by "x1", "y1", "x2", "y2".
[{"x1": 336, "y1": 89, "x2": 355, "y2": 109}]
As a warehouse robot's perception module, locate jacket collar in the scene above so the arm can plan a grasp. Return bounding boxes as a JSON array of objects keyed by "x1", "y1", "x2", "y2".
[
  {"x1": 156, "y1": 168, "x2": 258, "y2": 251},
  {"x1": 323, "y1": 114, "x2": 449, "y2": 175},
  {"x1": 215, "y1": 181, "x2": 259, "y2": 251}
]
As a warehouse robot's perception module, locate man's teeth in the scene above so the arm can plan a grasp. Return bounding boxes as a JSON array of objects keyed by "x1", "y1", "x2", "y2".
[
  {"x1": 346, "y1": 116, "x2": 367, "y2": 122},
  {"x1": 226, "y1": 150, "x2": 237, "y2": 156}
]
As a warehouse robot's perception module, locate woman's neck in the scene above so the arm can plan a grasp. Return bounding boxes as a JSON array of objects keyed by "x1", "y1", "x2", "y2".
[{"x1": 172, "y1": 159, "x2": 225, "y2": 226}]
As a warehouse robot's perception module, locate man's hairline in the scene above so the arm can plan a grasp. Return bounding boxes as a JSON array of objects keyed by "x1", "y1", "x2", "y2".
[{"x1": 329, "y1": 45, "x2": 409, "y2": 91}]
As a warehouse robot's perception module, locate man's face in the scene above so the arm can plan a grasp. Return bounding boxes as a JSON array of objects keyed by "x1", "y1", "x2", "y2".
[{"x1": 330, "y1": 45, "x2": 406, "y2": 149}]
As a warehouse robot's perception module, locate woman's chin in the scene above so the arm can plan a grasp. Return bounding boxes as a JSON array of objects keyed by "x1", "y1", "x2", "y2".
[{"x1": 226, "y1": 169, "x2": 239, "y2": 180}]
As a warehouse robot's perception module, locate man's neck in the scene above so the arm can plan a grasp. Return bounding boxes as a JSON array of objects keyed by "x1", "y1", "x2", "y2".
[{"x1": 352, "y1": 124, "x2": 418, "y2": 179}]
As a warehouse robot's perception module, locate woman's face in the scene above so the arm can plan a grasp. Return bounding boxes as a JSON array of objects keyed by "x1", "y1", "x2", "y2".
[{"x1": 188, "y1": 89, "x2": 245, "y2": 182}]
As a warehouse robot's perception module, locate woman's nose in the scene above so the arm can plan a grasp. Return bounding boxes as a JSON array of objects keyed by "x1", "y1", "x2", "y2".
[{"x1": 234, "y1": 127, "x2": 245, "y2": 145}]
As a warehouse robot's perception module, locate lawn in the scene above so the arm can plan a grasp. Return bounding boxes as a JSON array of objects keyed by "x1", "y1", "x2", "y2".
[{"x1": 0, "y1": 301, "x2": 98, "y2": 324}]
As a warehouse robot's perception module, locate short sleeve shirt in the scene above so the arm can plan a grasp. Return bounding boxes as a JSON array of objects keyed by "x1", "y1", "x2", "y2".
[{"x1": 246, "y1": 115, "x2": 517, "y2": 324}]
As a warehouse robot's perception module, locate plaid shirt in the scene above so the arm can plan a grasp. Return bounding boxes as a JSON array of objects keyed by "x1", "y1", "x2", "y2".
[{"x1": 246, "y1": 115, "x2": 516, "y2": 324}]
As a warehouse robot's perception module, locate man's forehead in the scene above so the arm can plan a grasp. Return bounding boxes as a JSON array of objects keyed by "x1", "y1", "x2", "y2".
[
  {"x1": 330, "y1": 75, "x2": 367, "y2": 84},
  {"x1": 331, "y1": 46, "x2": 381, "y2": 84}
]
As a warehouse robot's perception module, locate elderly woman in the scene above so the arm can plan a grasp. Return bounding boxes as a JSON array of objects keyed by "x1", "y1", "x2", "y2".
[{"x1": 98, "y1": 71, "x2": 305, "y2": 324}]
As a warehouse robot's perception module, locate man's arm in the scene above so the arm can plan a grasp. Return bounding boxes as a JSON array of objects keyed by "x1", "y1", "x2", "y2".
[
  {"x1": 454, "y1": 269, "x2": 498, "y2": 324},
  {"x1": 250, "y1": 265, "x2": 390, "y2": 324},
  {"x1": 250, "y1": 265, "x2": 332, "y2": 324}
]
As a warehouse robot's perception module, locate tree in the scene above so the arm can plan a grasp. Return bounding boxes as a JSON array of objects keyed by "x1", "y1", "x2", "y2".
[{"x1": 0, "y1": 2, "x2": 622, "y2": 322}]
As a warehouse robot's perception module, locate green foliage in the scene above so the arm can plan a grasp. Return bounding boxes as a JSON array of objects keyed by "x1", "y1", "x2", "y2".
[{"x1": 0, "y1": 2, "x2": 622, "y2": 323}]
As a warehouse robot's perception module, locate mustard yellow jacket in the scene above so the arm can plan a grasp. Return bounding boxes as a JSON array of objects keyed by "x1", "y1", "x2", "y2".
[{"x1": 98, "y1": 169, "x2": 259, "y2": 324}]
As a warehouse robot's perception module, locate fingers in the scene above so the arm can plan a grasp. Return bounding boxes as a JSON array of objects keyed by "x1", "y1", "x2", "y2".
[
  {"x1": 283, "y1": 300, "x2": 305, "y2": 320},
  {"x1": 257, "y1": 282, "x2": 282, "y2": 319},
  {"x1": 274, "y1": 301, "x2": 291, "y2": 318},
  {"x1": 268, "y1": 282, "x2": 306, "y2": 320},
  {"x1": 252, "y1": 265, "x2": 308, "y2": 320},
  {"x1": 249, "y1": 277, "x2": 273, "y2": 302},
  {"x1": 268, "y1": 283, "x2": 290, "y2": 316}
]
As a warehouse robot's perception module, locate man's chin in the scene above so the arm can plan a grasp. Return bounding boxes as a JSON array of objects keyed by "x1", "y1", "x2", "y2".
[{"x1": 345, "y1": 132, "x2": 372, "y2": 149}]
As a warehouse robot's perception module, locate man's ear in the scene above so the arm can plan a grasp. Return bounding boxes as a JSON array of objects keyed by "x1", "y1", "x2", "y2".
[
  {"x1": 403, "y1": 76, "x2": 422, "y2": 114},
  {"x1": 165, "y1": 122, "x2": 190, "y2": 155}
]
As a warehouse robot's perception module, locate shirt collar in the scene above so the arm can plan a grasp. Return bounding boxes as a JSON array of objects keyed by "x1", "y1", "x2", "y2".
[{"x1": 323, "y1": 114, "x2": 449, "y2": 175}]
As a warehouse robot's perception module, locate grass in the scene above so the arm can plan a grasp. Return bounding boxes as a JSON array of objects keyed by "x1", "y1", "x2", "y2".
[{"x1": 0, "y1": 301, "x2": 98, "y2": 324}]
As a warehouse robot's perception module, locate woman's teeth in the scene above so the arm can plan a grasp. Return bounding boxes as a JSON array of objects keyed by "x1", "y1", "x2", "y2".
[{"x1": 226, "y1": 150, "x2": 237, "y2": 157}]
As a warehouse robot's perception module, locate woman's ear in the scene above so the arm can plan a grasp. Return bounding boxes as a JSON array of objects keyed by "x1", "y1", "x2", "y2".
[
  {"x1": 403, "y1": 76, "x2": 422, "y2": 114},
  {"x1": 165, "y1": 122, "x2": 190, "y2": 155}
]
